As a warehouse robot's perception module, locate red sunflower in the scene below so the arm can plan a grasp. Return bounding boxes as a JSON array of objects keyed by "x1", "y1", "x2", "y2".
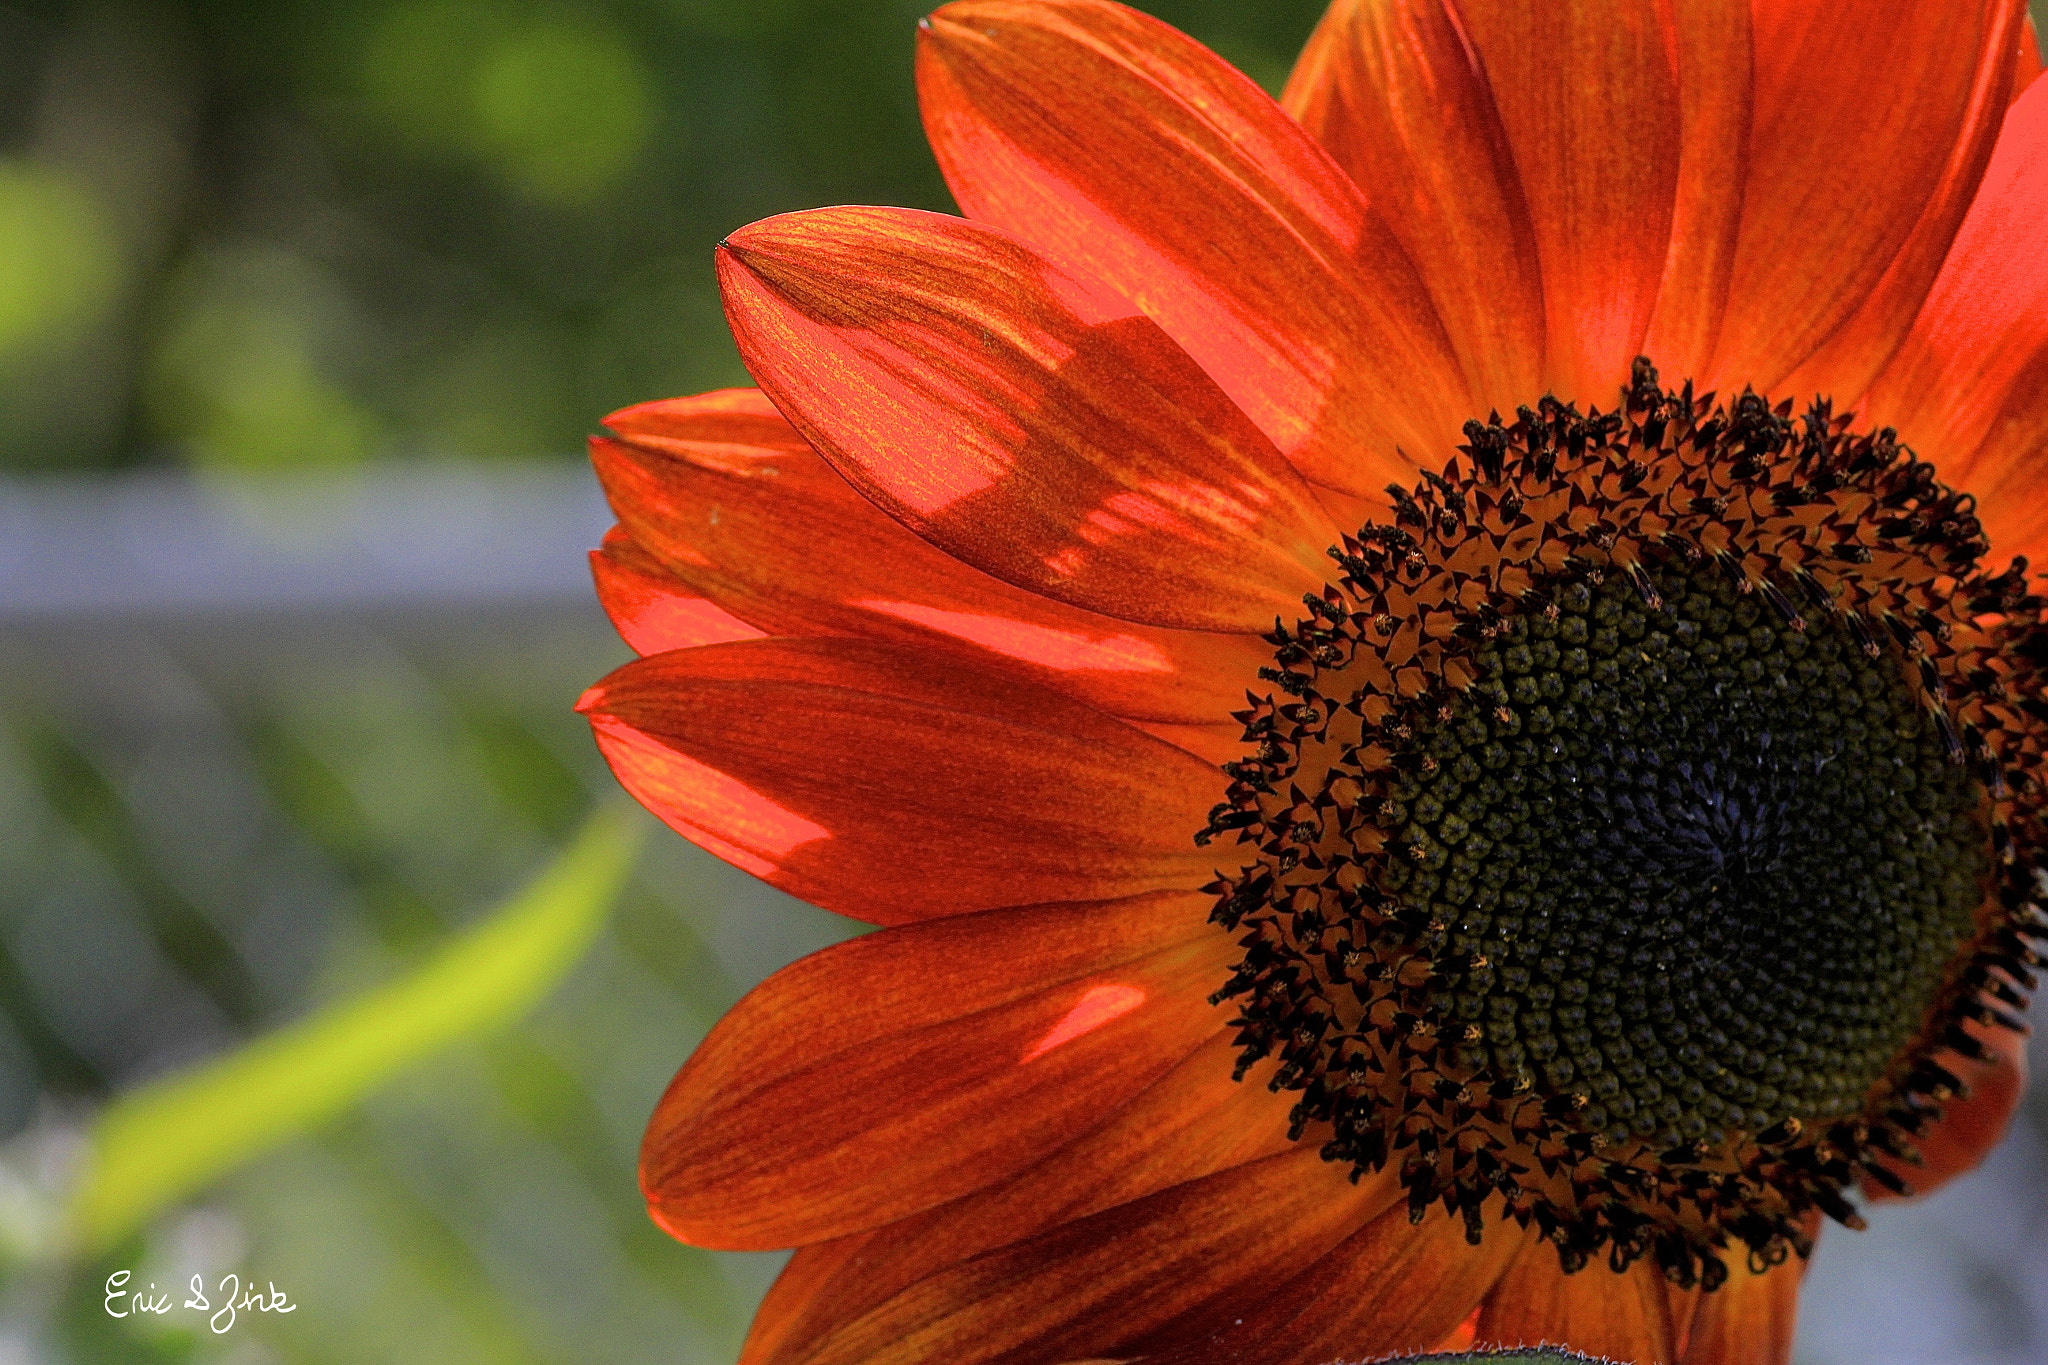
[{"x1": 578, "y1": 2, "x2": 2048, "y2": 1362}]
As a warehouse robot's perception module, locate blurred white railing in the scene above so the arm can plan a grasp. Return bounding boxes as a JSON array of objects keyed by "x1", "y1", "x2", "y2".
[{"x1": 0, "y1": 463, "x2": 611, "y2": 619}]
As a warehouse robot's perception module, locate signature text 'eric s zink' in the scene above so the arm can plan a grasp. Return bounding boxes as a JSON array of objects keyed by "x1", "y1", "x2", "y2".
[{"x1": 105, "y1": 1270, "x2": 297, "y2": 1333}]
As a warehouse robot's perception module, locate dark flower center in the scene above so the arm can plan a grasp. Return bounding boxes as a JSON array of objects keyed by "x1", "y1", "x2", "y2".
[
  {"x1": 1202, "y1": 360, "x2": 2048, "y2": 1285},
  {"x1": 1386, "y1": 562, "x2": 1986, "y2": 1147}
]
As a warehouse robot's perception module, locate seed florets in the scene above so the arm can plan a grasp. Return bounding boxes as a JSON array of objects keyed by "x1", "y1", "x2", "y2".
[{"x1": 1388, "y1": 564, "x2": 1985, "y2": 1143}]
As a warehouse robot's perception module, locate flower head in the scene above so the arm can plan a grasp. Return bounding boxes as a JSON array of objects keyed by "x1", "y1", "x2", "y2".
[{"x1": 579, "y1": 3, "x2": 2048, "y2": 1362}]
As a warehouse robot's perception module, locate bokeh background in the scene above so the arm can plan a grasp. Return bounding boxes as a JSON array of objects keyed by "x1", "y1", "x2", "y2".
[{"x1": 2, "y1": 2, "x2": 2047, "y2": 1362}]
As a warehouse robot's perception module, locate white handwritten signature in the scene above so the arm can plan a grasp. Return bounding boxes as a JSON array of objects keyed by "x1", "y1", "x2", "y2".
[{"x1": 105, "y1": 1270, "x2": 296, "y2": 1333}]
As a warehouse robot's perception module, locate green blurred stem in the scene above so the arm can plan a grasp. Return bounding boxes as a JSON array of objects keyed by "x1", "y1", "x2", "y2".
[{"x1": 66, "y1": 803, "x2": 645, "y2": 1257}]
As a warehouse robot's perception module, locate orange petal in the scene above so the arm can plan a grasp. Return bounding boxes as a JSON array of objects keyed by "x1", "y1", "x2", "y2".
[
  {"x1": 1861, "y1": 78, "x2": 2048, "y2": 509},
  {"x1": 1143, "y1": 1204, "x2": 1531, "y2": 1365},
  {"x1": 1450, "y1": 0, "x2": 1682, "y2": 405},
  {"x1": 1679, "y1": 1251, "x2": 1806, "y2": 1365},
  {"x1": 593, "y1": 397, "x2": 1274, "y2": 724},
  {"x1": 1284, "y1": 1209, "x2": 1533, "y2": 1363},
  {"x1": 744, "y1": 1031, "x2": 1304, "y2": 1365},
  {"x1": 601, "y1": 385, "x2": 810, "y2": 472},
  {"x1": 918, "y1": 0, "x2": 1469, "y2": 492},
  {"x1": 1864, "y1": 1012, "x2": 2028, "y2": 1202},
  {"x1": 744, "y1": 1234, "x2": 880, "y2": 1365},
  {"x1": 1780, "y1": 1, "x2": 2024, "y2": 405},
  {"x1": 715, "y1": 206, "x2": 1341, "y2": 633},
  {"x1": 1128, "y1": 719, "x2": 1247, "y2": 768},
  {"x1": 1473, "y1": 1241, "x2": 1695, "y2": 1364},
  {"x1": 793, "y1": 1149, "x2": 1393, "y2": 1365},
  {"x1": 1970, "y1": 355, "x2": 2048, "y2": 568},
  {"x1": 589, "y1": 526, "x2": 764, "y2": 655},
  {"x1": 642, "y1": 895, "x2": 1229, "y2": 1251},
  {"x1": 1281, "y1": 0, "x2": 1545, "y2": 417},
  {"x1": 1707, "y1": 0, "x2": 2021, "y2": 401},
  {"x1": 1432, "y1": 1309, "x2": 1480, "y2": 1356},
  {"x1": 578, "y1": 636, "x2": 1220, "y2": 922},
  {"x1": 1637, "y1": 0, "x2": 1753, "y2": 381}
]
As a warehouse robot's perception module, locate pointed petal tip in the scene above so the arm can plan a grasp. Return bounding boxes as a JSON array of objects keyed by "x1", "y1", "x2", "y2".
[
  {"x1": 922, "y1": 0, "x2": 998, "y2": 30},
  {"x1": 714, "y1": 215, "x2": 821, "y2": 290},
  {"x1": 918, "y1": 2, "x2": 1026, "y2": 52},
  {"x1": 718, "y1": 212, "x2": 816, "y2": 257},
  {"x1": 641, "y1": 1177, "x2": 709, "y2": 1247},
  {"x1": 598, "y1": 399, "x2": 685, "y2": 439},
  {"x1": 596, "y1": 387, "x2": 789, "y2": 448},
  {"x1": 713, "y1": 232, "x2": 763, "y2": 279}
]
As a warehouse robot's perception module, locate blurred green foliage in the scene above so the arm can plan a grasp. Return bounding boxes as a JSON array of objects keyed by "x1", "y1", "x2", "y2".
[
  {"x1": 0, "y1": 0, "x2": 1337, "y2": 472},
  {"x1": 0, "y1": 162, "x2": 123, "y2": 365},
  {"x1": 69, "y1": 804, "x2": 642, "y2": 1256}
]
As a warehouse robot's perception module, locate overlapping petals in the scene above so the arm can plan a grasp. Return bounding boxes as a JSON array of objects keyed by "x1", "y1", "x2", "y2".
[
  {"x1": 641, "y1": 894, "x2": 1229, "y2": 1249},
  {"x1": 1974, "y1": 359, "x2": 2048, "y2": 568},
  {"x1": 1709, "y1": 0, "x2": 2022, "y2": 401},
  {"x1": 778, "y1": 1149, "x2": 1390, "y2": 1365},
  {"x1": 1865, "y1": 77, "x2": 2048, "y2": 562},
  {"x1": 592, "y1": 390, "x2": 1275, "y2": 725},
  {"x1": 917, "y1": 0, "x2": 1470, "y2": 493},
  {"x1": 1292, "y1": 0, "x2": 1691, "y2": 408},
  {"x1": 745, "y1": 1236, "x2": 884, "y2": 1365},
  {"x1": 579, "y1": 637, "x2": 1218, "y2": 921},
  {"x1": 715, "y1": 207, "x2": 1341, "y2": 633},
  {"x1": 589, "y1": 526, "x2": 764, "y2": 654},
  {"x1": 1443, "y1": 0, "x2": 1681, "y2": 404},
  {"x1": 747, "y1": 1031, "x2": 1305, "y2": 1365},
  {"x1": 1287, "y1": 0, "x2": 2035, "y2": 416},
  {"x1": 1137, "y1": 1200, "x2": 1529, "y2": 1365},
  {"x1": 1472, "y1": 1248, "x2": 1702, "y2": 1365},
  {"x1": 1281, "y1": 0, "x2": 1546, "y2": 417},
  {"x1": 1635, "y1": 0, "x2": 1752, "y2": 382}
]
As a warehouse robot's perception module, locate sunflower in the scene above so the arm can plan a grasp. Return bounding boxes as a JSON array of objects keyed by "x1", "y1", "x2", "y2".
[{"x1": 577, "y1": 2, "x2": 2047, "y2": 1362}]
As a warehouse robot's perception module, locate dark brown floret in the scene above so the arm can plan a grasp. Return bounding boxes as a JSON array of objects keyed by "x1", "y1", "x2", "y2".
[{"x1": 1202, "y1": 359, "x2": 2047, "y2": 1284}]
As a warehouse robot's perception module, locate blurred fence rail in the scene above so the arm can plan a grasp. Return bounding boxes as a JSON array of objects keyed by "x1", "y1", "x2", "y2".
[{"x1": 0, "y1": 465, "x2": 609, "y2": 617}]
